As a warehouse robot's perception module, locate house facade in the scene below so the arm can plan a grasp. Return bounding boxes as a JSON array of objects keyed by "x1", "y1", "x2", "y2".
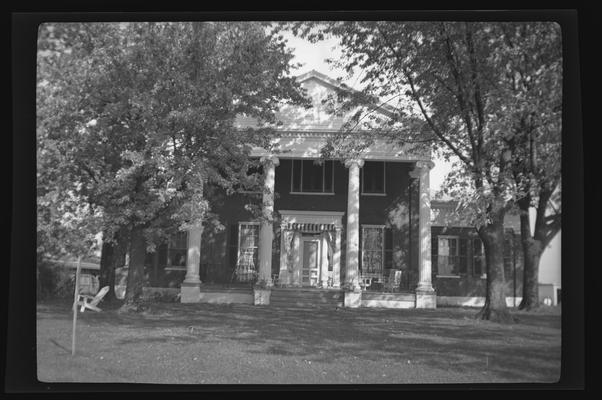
[
  {"x1": 141, "y1": 70, "x2": 523, "y2": 308},
  {"x1": 430, "y1": 200, "x2": 524, "y2": 307}
]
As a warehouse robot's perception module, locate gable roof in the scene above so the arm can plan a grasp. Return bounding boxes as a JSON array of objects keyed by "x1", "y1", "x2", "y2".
[
  {"x1": 296, "y1": 69, "x2": 398, "y2": 118},
  {"x1": 234, "y1": 69, "x2": 397, "y2": 131}
]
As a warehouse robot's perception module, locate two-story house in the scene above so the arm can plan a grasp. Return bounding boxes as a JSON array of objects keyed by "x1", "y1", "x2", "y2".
[{"x1": 141, "y1": 70, "x2": 524, "y2": 309}]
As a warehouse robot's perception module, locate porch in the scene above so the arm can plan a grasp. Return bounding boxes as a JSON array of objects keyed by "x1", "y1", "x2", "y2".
[{"x1": 172, "y1": 281, "x2": 418, "y2": 309}]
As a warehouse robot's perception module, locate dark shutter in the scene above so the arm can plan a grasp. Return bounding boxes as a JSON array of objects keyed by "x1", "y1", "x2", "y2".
[
  {"x1": 375, "y1": 162, "x2": 385, "y2": 193},
  {"x1": 472, "y1": 238, "x2": 482, "y2": 276},
  {"x1": 158, "y1": 243, "x2": 168, "y2": 268},
  {"x1": 384, "y1": 227, "x2": 393, "y2": 270},
  {"x1": 459, "y1": 238, "x2": 468, "y2": 274},
  {"x1": 324, "y1": 160, "x2": 333, "y2": 192},
  {"x1": 431, "y1": 235, "x2": 438, "y2": 275},
  {"x1": 292, "y1": 160, "x2": 302, "y2": 192},
  {"x1": 228, "y1": 223, "x2": 239, "y2": 274}
]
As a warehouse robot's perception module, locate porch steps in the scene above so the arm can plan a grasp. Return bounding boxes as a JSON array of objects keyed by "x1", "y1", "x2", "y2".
[
  {"x1": 361, "y1": 291, "x2": 416, "y2": 309},
  {"x1": 269, "y1": 288, "x2": 344, "y2": 309}
]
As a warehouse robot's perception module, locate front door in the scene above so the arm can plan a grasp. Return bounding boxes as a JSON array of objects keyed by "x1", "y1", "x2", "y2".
[{"x1": 302, "y1": 239, "x2": 319, "y2": 286}]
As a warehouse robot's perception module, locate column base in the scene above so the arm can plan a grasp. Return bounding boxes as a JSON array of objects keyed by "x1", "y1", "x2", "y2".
[
  {"x1": 415, "y1": 289, "x2": 437, "y2": 309},
  {"x1": 253, "y1": 288, "x2": 271, "y2": 305},
  {"x1": 180, "y1": 281, "x2": 201, "y2": 303},
  {"x1": 343, "y1": 290, "x2": 362, "y2": 308}
]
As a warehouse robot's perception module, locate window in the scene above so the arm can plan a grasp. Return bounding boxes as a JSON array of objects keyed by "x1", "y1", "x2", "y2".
[
  {"x1": 472, "y1": 238, "x2": 485, "y2": 277},
  {"x1": 361, "y1": 161, "x2": 386, "y2": 195},
  {"x1": 291, "y1": 159, "x2": 334, "y2": 194},
  {"x1": 436, "y1": 236, "x2": 459, "y2": 276},
  {"x1": 361, "y1": 226, "x2": 385, "y2": 274},
  {"x1": 236, "y1": 222, "x2": 259, "y2": 282},
  {"x1": 166, "y1": 231, "x2": 188, "y2": 270}
]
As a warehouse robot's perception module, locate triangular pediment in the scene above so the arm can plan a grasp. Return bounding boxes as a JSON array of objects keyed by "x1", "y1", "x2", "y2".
[{"x1": 235, "y1": 70, "x2": 394, "y2": 132}]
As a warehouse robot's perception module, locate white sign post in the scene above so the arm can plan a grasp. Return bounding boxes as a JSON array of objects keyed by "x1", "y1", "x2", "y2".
[{"x1": 71, "y1": 256, "x2": 82, "y2": 356}]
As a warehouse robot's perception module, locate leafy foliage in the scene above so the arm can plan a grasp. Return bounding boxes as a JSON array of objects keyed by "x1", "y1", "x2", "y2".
[{"x1": 37, "y1": 22, "x2": 309, "y2": 258}]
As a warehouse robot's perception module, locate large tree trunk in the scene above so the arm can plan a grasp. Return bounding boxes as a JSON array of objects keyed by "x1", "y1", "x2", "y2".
[
  {"x1": 517, "y1": 188, "x2": 559, "y2": 310},
  {"x1": 98, "y1": 238, "x2": 115, "y2": 301},
  {"x1": 120, "y1": 227, "x2": 147, "y2": 311},
  {"x1": 517, "y1": 200, "x2": 543, "y2": 310},
  {"x1": 476, "y1": 207, "x2": 513, "y2": 323},
  {"x1": 98, "y1": 228, "x2": 129, "y2": 303}
]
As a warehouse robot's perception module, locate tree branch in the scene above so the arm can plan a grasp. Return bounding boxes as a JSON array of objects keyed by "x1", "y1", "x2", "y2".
[
  {"x1": 376, "y1": 25, "x2": 473, "y2": 169},
  {"x1": 464, "y1": 23, "x2": 486, "y2": 137},
  {"x1": 438, "y1": 23, "x2": 479, "y2": 159}
]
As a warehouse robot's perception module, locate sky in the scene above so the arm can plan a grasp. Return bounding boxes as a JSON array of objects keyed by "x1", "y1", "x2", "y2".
[{"x1": 282, "y1": 30, "x2": 561, "y2": 288}]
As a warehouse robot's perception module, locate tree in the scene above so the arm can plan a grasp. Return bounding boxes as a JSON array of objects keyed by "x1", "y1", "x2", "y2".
[
  {"x1": 37, "y1": 22, "x2": 309, "y2": 307},
  {"x1": 285, "y1": 21, "x2": 561, "y2": 321},
  {"x1": 493, "y1": 23, "x2": 562, "y2": 310}
]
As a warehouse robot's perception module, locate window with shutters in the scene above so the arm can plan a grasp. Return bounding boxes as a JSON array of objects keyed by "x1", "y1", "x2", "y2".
[
  {"x1": 291, "y1": 159, "x2": 334, "y2": 194},
  {"x1": 436, "y1": 236, "x2": 460, "y2": 277}
]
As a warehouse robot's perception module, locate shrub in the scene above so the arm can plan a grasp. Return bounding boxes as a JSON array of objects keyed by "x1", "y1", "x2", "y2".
[{"x1": 37, "y1": 260, "x2": 75, "y2": 300}]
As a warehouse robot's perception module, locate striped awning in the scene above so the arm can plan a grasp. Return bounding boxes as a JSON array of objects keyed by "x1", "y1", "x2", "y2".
[{"x1": 284, "y1": 223, "x2": 335, "y2": 233}]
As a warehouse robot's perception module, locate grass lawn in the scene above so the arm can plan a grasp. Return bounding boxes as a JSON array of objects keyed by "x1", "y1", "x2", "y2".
[{"x1": 37, "y1": 299, "x2": 561, "y2": 385}]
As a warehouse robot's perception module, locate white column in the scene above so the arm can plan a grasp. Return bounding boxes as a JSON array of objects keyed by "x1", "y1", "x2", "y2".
[
  {"x1": 320, "y1": 233, "x2": 329, "y2": 288},
  {"x1": 184, "y1": 227, "x2": 202, "y2": 284},
  {"x1": 258, "y1": 156, "x2": 279, "y2": 286},
  {"x1": 410, "y1": 160, "x2": 436, "y2": 308},
  {"x1": 344, "y1": 159, "x2": 364, "y2": 290},
  {"x1": 332, "y1": 228, "x2": 342, "y2": 288},
  {"x1": 278, "y1": 224, "x2": 290, "y2": 286},
  {"x1": 292, "y1": 231, "x2": 302, "y2": 286},
  {"x1": 181, "y1": 226, "x2": 202, "y2": 303}
]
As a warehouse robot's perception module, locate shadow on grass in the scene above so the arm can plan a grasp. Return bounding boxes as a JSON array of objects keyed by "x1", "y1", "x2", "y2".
[{"x1": 38, "y1": 299, "x2": 561, "y2": 382}]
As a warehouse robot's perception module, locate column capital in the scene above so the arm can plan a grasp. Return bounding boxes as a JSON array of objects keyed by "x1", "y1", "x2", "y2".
[
  {"x1": 415, "y1": 160, "x2": 435, "y2": 171},
  {"x1": 409, "y1": 160, "x2": 435, "y2": 178},
  {"x1": 344, "y1": 158, "x2": 364, "y2": 169},
  {"x1": 260, "y1": 155, "x2": 280, "y2": 167}
]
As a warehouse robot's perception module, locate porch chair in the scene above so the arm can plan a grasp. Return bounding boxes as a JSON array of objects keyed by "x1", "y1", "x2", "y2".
[
  {"x1": 383, "y1": 269, "x2": 402, "y2": 293},
  {"x1": 360, "y1": 275, "x2": 372, "y2": 291},
  {"x1": 76, "y1": 286, "x2": 109, "y2": 312},
  {"x1": 231, "y1": 249, "x2": 257, "y2": 284}
]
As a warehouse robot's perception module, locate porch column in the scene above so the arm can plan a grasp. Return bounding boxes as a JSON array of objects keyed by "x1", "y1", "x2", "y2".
[
  {"x1": 332, "y1": 227, "x2": 342, "y2": 288},
  {"x1": 344, "y1": 158, "x2": 364, "y2": 291},
  {"x1": 320, "y1": 232, "x2": 329, "y2": 288},
  {"x1": 278, "y1": 224, "x2": 291, "y2": 286},
  {"x1": 292, "y1": 231, "x2": 302, "y2": 286},
  {"x1": 410, "y1": 160, "x2": 436, "y2": 308},
  {"x1": 181, "y1": 226, "x2": 202, "y2": 303},
  {"x1": 258, "y1": 156, "x2": 279, "y2": 286}
]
